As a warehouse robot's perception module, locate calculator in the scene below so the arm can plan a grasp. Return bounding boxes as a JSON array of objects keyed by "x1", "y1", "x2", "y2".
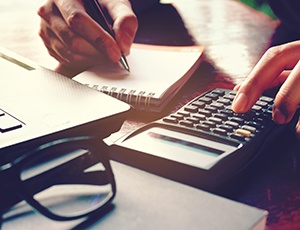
[{"x1": 110, "y1": 88, "x2": 300, "y2": 192}]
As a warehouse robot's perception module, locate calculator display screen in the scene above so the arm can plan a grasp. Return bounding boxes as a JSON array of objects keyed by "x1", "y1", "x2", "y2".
[
  {"x1": 148, "y1": 132, "x2": 224, "y2": 157},
  {"x1": 120, "y1": 127, "x2": 237, "y2": 170}
]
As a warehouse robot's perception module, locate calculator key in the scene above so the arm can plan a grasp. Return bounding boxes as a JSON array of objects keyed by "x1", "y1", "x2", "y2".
[
  {"x1": 219, "y1": 124, "x2": 234, "y2": 132},
  {"x1": 224, "y1": 121, "x2": 239, "y2": 128},
  {"x1": 223, "y1": 94, "x2": 235, "y2": 100},
  {"x1": 241, "y1": 125, "x2": 256, "y2": 133},
  {"x1": 184, "y1": 105, "x2": 198, "y2": 113},
  {"x1": 220, "y1": 109, "x2": 233, "y2": 116},
  {"x1": 253, "y1": 117, "x2": 264, "y2": 122},
  {"x1": 205, "y1": 93, "x2": 219, "y2": 100},
  {"x1": 210, "y1": 102, "x2": 224, "y2": 109},
  {"x1": 230, "y1": 117, "x2": 244, "y2": 125},
  {"x1": 199, "y1": 97, "x2": 212, "y2": 104},
  {"x1": 211, "y1": 89, "x2": 225, "y2": 96},
  {"x1": 260, "y1": 96, "x2": 273, "y2": 103},
  {"x1": 191, "y1": 101, "x2": 205, "y2": 108},
  {"x1": 196, "y1": 124, "x2": 211, "y2": 132},
  {"x1": 171, "y1": 114, "x2": 184, "y2": 120},
  {"x1": 192, "y1": 113, "x2": 206, "y2": 121},
  {"x1": 208, "y1": 117, "x2": 222, "y2": 124},
  {"x1": 230, "y1": 133, "x2": 245, "y2": 142},
  {"x1": 213, "y1": 113, "x2": 228, "y2": 120},
  {"x1": 205, "y1": 106, "x2": 218, "y2": 113},
  {"x1": 251, "y1": 105, "x2": 262, "y2": 112},
  {"x1": 216, "y1": 98, "x2": 231, "y2": 105},
  {"x1": 225, "y1": 105, "x2": 233, "y2": 111},
  {"x1": 163, "y1": 117, "x2": 178, "y2": 124},
  {"x1": 263, "y1": 110, "x2": 272, "y2": 117},
  {"x1": 256, "y1": 113, "x2": 269, "y2": 121},
  {"x1": 179, "y1": 120, "x2": 194, "y2": 128},
  {"x1": 247, "y1": 121, "x2": 263, "y2": 129},
  {"x1": 202, "y1": 121, "x2": 216, "y2": 128},
  {"x1": 213, "y1": 128, "x2": 227, "y2": 136},
  {"x1": 178, "y1": 111, "x2": 190, "y2": 117},
  {"x1": 198, "y1": 109, "x2": 212, "y2": 116},
  {"x1": 235, "y1": 129, "x2": 252, "y2": 137},
  {"x1": 255, "y1": 101, "x2": 268, "y2": 108},
  {"x1": 186, "y1": 117, "x2": 200, "y2": 123}
]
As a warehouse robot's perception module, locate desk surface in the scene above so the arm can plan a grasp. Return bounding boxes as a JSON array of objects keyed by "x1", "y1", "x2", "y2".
[
  {"x1": 2, "y1": 161, "x2": 268, "y2": 230},
  {"x1": 1, "y1": 0, "x2": 300, "y2": 229}
]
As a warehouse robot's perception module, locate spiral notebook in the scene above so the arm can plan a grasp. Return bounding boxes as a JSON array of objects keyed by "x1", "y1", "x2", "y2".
[{"x1": 73, "y1": 44, "x2": 204, "y2": 112}]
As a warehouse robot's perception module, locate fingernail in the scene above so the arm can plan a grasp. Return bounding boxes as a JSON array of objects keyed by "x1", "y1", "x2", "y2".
[
  {"x1": 232, "y1": 92, "x2": 248, "y2": 112},
  {"x1": 272, "y1": 107, "x2": 287, "y2": 124}
]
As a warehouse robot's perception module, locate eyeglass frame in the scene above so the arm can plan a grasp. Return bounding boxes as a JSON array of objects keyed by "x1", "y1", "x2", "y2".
[{"x1": 0, "y1": 136, "x2": 116, "y2": 221}]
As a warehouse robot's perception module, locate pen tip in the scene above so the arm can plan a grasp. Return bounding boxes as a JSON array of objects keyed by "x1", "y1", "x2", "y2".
[{"x1": 120, "y1": 56, "x2": 130, "y2": 72}]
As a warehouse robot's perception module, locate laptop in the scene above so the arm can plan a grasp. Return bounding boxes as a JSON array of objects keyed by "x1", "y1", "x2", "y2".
[{"x1": 0, "y1": 48, "x2": 131, "y2": 161}]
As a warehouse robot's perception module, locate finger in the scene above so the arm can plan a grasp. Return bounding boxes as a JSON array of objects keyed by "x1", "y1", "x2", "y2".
[
  {"x1": 48, "y1": 37, "x2": 103, "y2": 69},
  {"x1": 47, "y1": 45, "x2": 68, "y2": 64},
  {"x1": 268, "y1": 70, "x2": 291, "y2": 88},
  {"x1": 232, "y1": 41, "x2": 300, "y2": 113},
  {"x1": 296, "y1": 118, "x2": 300, "y2": 139},
  {"x1": 233, "y1": 84, "x2": 241, "y2": 91},
  {"x1": 102, "y1": 0, "x2": 138, "y2": 54},
  {"x1": 40, "y1": 22, "x2": 103, "y2": 70},
  {"x1": 272, "y1": 60, "x2": 300, "y2": 124},
  {"x1": 38, "y1": 2, "x2": 101, "y2": 59},
  {"x1": 234, "y1": 71, "x2": 291, "y2": 92},
  {"x1": 39, "y1": 20, "x2": 73, "y2": 64},
  {"x1": 56, "y1": 0, "x2": 122, "y2": 62}
]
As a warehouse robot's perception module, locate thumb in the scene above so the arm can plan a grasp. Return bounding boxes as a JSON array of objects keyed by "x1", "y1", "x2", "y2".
[{"x1": 103, "y1": 0, "x2": 138, "y2": 55}]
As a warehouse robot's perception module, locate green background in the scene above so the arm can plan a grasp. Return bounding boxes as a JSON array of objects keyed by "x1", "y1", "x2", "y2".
[{"x1": 239, "y1": 0, "x2": 277, "y2": 19}]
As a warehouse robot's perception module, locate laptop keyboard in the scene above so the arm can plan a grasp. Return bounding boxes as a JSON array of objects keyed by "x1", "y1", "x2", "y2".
[{"x1": 0, "y1": 109, "x2": 22, "y2": 132}]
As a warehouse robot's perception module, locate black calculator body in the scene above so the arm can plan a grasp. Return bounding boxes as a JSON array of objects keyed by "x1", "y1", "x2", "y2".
[{"x1": 110, "y1": 88, "x2": 300, "y2": 192}]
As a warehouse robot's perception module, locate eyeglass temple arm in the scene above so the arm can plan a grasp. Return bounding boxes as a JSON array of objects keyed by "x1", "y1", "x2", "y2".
[{"x1": 1, "y1": 153, "x2": 113, "y2": 212}]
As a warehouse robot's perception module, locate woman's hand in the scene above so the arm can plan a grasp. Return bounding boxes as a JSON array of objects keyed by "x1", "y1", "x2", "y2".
[
  {"x1": 232, "y1": 40, "x2": 300, "y2": 137},
  {"x1": 38, "y1": 0, "x2": 138, "y2": 76}
]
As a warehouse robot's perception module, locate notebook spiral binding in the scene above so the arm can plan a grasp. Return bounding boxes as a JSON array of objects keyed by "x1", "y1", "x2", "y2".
[{"x1": 87, "y1": 84, "x2": 155, "y2": 110}]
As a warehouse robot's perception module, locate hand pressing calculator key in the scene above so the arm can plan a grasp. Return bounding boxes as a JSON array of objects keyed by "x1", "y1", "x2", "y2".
[{"x1": 111, "y1": 88, "x2": 300, "y2": 192}]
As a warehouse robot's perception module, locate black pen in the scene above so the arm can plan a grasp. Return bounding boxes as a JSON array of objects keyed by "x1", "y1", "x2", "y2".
[{"x1": 83, "y1": 0, "x2": 130, "y2": 72}]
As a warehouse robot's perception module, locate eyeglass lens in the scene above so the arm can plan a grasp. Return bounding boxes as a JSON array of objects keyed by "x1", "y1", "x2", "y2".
[{"x1": 14, "y1": 146, "x2": 114, "y2": 218}]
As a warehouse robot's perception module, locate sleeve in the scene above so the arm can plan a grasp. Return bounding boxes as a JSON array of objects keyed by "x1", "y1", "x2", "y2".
[
  {"x1": 267, "y1": 0, "x2": 300, "y2": 45},
  {"x1": 130, "y1": 0, "x2": 160, "y2": 14}
]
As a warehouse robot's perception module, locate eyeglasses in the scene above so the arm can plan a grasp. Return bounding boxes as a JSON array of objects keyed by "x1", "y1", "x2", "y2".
[{"x1": 0, "y1": 136, "x2": 116, "y2": 222}]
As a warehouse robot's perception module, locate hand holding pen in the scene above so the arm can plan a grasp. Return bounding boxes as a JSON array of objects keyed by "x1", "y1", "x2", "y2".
[
  {"x1": 37, "y1": 0, "x2": 138, "y2": 76},
  {"x1": 83, "y1": 0, "x2": 131, "y2": 71}
]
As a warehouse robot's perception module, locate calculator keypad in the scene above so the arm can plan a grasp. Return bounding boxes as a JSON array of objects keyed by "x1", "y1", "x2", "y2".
[{"x1": 161, "y1": 89, "x2": 274, "y2": 144}]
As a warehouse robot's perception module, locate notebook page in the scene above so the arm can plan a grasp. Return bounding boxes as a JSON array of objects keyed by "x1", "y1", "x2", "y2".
[{"x1": 73, "y1": 44, "x2": 203, "y2": 101}]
